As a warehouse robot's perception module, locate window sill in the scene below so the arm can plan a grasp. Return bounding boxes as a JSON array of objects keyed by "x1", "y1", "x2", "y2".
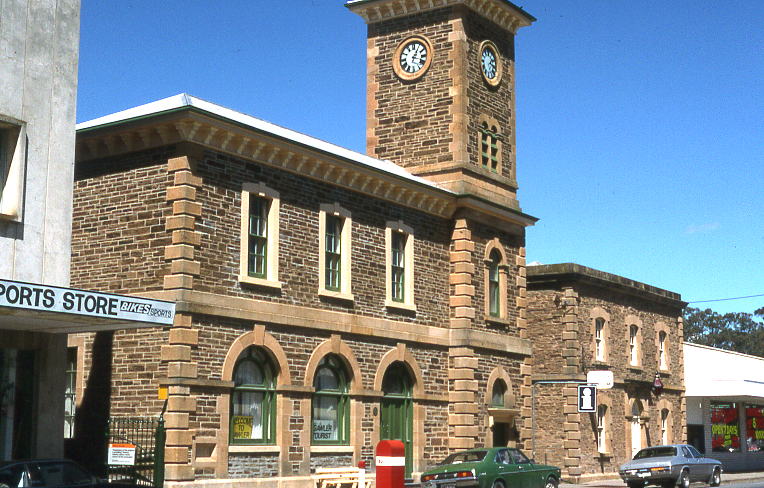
[
  {"x1": 318, "y1": 289, "x2": 355, "y2": 302},
  {"x1": 311, "y1": 445, "x2": 354, "y2": 454},
  {"x1": 596, "y1": 451, "x2": 613, "y2": 459},
  {"x1": 484, "y1": 315, "x2": 513, "y2": 327},
  {"x1": 591, "y1": 360, "x2": 611, "y2": 368},
  {"x1": 627, "y1": 364, "x2": 644, "y2": 372},
  {"x1": 228, "y1": 445, "x2": 280, "y2": 454},
  {"x1": 239, "y1": 275, "x2": 283, "y2": 290},
  {"x1": 385, "y1": 299, "x2": 417, "y2": 313}
]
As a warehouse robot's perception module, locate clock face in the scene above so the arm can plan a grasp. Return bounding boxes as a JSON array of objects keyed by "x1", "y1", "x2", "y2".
[
  {"x1": 481, "y1": 47, "x2": 497, "y2": 80},
  {"x1": 400, "y1": 41, "x2": 427, "y2": 74},
  {"x1": 478, "y1": 41, "x2": 502, "y2": 86},
  {"x1": 393, "y1": 36, "x2": 433, "y2": 81}
]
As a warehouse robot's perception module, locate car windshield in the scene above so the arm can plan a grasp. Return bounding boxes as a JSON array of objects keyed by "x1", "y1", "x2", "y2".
[
  {"x1": 634, "y1": 447, "x2": 677, "y2": 459},
  {"x1": 440, "y1": 450, "x2": 488, "y2": 464}
]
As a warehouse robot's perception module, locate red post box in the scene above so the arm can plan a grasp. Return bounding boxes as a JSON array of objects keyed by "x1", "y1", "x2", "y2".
[{"x1": 375, "y1": 440, "x2": 405, "y2": 488}]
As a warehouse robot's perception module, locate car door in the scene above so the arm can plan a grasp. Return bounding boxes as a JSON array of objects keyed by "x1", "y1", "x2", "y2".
[
  {"x1": 507, "y1": 449, "x2": 535, "y2": 488},
  {"x1": 686, "y1": 445, "x2": 712, "y2": 481},
  {"x1": 493, "y1": 449, "x2": 524, "y2": 488}
]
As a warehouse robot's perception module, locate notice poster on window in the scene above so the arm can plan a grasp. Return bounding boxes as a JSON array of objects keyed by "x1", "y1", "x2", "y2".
[
  {"x1": 232, "y1": 415, "x2": 253, "y2": 439},
  {"x1": 746, "y1": 404, "x2": 764, "y2": 452},
  {"x1": 711, "y1": 402, "x2": 740, "y2": 452},
  {"x1": 312, "y1": 419, "x2": 337, "y2": 441}
]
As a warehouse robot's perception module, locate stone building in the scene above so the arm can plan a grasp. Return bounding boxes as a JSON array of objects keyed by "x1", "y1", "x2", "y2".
[
  {"x1": 526, "y1": 263, "x2": 686, "y2": 482},
  {"x1": 69, "y1": 1, "x2": 540, "y2": 486}
]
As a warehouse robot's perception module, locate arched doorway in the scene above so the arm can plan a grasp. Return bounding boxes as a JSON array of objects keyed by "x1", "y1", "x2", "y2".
[
  {"x1": 631, "y1": 399, "x2": 644, "y2": 458},
  {"x1": 381, "y1": 362, "x2": 413, "y2": 477}
]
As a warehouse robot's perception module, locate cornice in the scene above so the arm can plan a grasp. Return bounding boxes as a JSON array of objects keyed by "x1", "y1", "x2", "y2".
[
  {"x1": 346, "y1": 0, "x2": 535, "y2": 33},
  {"x1": 76, "y1": 109, "x2": 456, "y2": 219}
]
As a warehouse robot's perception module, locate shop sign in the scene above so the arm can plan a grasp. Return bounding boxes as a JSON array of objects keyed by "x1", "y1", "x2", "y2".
[
  {"x1": 312, "y1": 419, "x2": 337, "y2": 441},
  {"x1": 107, "y1": 443, "x2": 136, "y2": 465},
  {"x1": 746, "y1": 404, "x2": 764, "y2": 452},
  {"x1": 577, "y1": 385, "x2": 597, "y2": 413},
  {"x1": 0, "y1": 279, "x2": 174, "y2": 325},
  {"x1": 711, "y1": 402, "x2": 740, "y2": 452}
]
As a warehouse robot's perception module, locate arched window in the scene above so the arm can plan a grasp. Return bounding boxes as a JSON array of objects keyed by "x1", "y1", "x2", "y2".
[
  {"x1": 488, "y1": 251, "x2": 501, "y2": 317},
  {"x1": 480, "y1": 121, "x2": 500, "y2": 173},
  {"x1": 629, "y1": 325, "x2": 639, "y2": 366},
  {"x1": 658, "y1": 331, "x2": 667, "y2": 370},
  {"x1": 661, "y1": 408, "x2": 670, "y2": 445},
  {"x1": 312, "y1": 355, "x2": 349, "y2": 445},
  {"x1": 597, "y1": 405, "x2": 608, "y2": 453},
  {"x1": 491, "y1": 380, "x2": 507, "y2": 407},
  {"x1": 594, "y1": 318, "x2": 605, "y2": 362},
  {"x1": 230, "y1": 347, "x2": 276, "y2": 444}
]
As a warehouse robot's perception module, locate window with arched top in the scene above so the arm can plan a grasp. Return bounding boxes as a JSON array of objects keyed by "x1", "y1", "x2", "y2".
[
  {"x1": 597, "y1": 405, "x2": 608, "y2": 453},
  {"x1": 491, "y1": 380, "x2": 507, "y2": 407},
  {"x1": 629, "y1": 325, "x2": 640, "y2": 366},
  {"x1": 483, "y1": 239, "x2": 509, "y2": 324},
  {"x1": 661, "y1": 408, "x2": 670, "y2": 445},
  {"x1": 312, "y1": 355, "x2": 349, "y2": 445},
  {"x1": 658, "y1": 331, "x2": 667, "y2": 370},
  {"x1": 594, "y1": 318, "x2": 606, "y2": 362},
  {"x1": 488, "y1": 251, "x2": 501, "y2": 317},
  {"x1": 230, "y1": 347, "x2": 276, "y2": 444},
  {"x1": 480, "y1": 122, "x2": 500, "y2": 173}
]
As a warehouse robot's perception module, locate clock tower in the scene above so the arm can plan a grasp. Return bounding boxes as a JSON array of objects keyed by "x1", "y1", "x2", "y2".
[{"x1": 347, "y1": 0, "x2": 535, "y2": 210}]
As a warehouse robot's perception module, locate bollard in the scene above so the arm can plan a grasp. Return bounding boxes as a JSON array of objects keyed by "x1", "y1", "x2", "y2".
[{"x1": 376, "y1": 440, "x2": 405, "y2": 488}]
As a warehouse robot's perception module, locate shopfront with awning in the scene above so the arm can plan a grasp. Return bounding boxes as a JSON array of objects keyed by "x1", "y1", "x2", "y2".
[
  {"x1": 1, "y1": 278, "x2": 174, "y2": 460},
  {"x1": 684, "y1": 343, "x2": 764, "y2": 471}
]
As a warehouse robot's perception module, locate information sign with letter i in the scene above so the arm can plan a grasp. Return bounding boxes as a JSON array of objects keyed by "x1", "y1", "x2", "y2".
[{"x1": 577, "y1": 385, "x2": 597, "y2": 413}]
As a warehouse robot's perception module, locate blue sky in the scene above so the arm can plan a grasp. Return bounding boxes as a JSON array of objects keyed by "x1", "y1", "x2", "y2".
[{"x1": 77, "y1": 0, "x2": 763, "y2": 315}]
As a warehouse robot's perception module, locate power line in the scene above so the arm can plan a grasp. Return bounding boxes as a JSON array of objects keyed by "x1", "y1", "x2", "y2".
[{"x1": 688, "y1": 293, "x2": 764, "y2": 304}]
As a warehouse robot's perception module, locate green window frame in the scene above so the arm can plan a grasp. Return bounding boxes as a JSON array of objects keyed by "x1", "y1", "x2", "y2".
[
  {"x1": 312, "y1": 355, "x2": 349, "y2": 445},
  {"x1": 248, "y1": 197, "x2": 269, "y2": 278},
  {"x1": 391, "y1": 232, "x2": 406, "y2": 302},
  {"x1": 480, "y1": 122, "x2": 500, "y2": 172},
  {"x1": 488, "y1": 251, "x2": 501, "y2": 317},
  {"x1": 325, "y1": 215, "x2": 342, "y2": 291},
  {"x1": 230, "y1": 347, "x2": 276, "y2": 445}
]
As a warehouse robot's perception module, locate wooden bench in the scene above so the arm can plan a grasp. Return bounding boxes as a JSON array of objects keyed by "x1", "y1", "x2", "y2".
[{"x1": 314, "y1": 467, "x2": 372, "y2": 488}]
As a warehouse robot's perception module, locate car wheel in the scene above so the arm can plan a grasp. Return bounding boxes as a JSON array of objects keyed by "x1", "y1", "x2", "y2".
[
  {"x1": 626, "y1": 482, "x2": 643, "y2": 488},
  {"x1": 543, "y1": 476, "x2": 558, "y2": 488},
  {"x1": 709, "y1": 467, "x2": 721, "y2": 487},
  {"x1": 676, "y1": 470, "x2": 690, "y2": 488},
  {"x1": 491, "y1": 480, "x2": 505, "y2": 488}
]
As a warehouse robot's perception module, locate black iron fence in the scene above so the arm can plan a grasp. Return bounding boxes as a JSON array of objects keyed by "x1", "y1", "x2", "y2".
[{"x1": 106, "y1": 416, "x2": 166, "y2": 488}]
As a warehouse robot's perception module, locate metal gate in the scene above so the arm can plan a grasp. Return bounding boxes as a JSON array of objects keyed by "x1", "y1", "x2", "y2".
[{"x1": 106, "y1": 416, "x2": 166, "y2": 488}]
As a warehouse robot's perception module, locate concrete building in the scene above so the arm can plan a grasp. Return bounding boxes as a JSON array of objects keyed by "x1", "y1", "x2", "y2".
[
  {"x1": 685, "y1": 343, "x2": 764, "y2": 472},
  {"x1": 69, "y1": 1, "x2": 538, "y2": 486},
  {"x1": 0, "y1": 0, "x2": 175, "y2": 462},
  {"x1": 526, "y1": 263, "x2": 686, "y2": 483}
]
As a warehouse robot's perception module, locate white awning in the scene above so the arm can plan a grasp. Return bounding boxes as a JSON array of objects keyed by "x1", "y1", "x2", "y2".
[{"x1": 684, "y1": 343, "x2": 764, "y2": 400}]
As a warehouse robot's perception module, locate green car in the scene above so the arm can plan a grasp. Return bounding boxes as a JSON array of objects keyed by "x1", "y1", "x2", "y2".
[{"x1": 421, "y1": 447, "x2": 561, "y2": 488}]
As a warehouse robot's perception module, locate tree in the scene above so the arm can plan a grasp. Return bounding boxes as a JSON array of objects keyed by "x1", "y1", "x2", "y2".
[{"x1": 683, "y1": 307, "x2": 764, "y2": 357}]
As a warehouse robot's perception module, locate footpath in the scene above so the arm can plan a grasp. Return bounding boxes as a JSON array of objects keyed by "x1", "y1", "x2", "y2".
[{"x1": 559, "y1": 471, "x2": 764, "y2": 487}]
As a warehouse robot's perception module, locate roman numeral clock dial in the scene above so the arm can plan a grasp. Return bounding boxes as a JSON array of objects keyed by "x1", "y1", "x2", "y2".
[
  {"x1": 479, "y1": 40, "x2": 502, "y2": 87},
  {"x1": 401, "y1": 42, "x2": 426, "y2": 73},
  {"x1": 393, "y1": 35, "x2": 434, "y2": 81}
]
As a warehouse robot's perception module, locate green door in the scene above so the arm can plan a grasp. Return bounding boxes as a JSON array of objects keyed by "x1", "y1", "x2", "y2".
[{"x1": 380, "y1": 362, "x2": 413, "y2": 478}]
